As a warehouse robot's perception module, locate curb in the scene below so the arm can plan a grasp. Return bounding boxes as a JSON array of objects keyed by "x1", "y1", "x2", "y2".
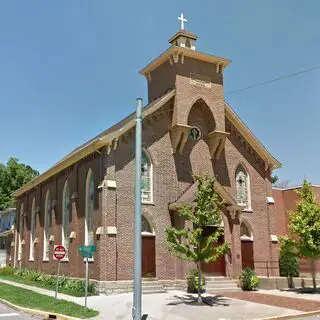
[
  {"x1": 261, "y1": 309, "x2": 320, "y2": 320},
  {"x1": 0, "y1": 297, "x2": 81, "y2": 320}
]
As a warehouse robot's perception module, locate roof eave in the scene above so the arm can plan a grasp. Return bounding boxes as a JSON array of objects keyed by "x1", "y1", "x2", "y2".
[{"x1": 139, "y1": 46, "x2": 231, "y2": 76}]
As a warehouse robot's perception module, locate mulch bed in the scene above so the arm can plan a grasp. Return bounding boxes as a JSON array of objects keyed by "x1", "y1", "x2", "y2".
[{"x1": 219, "y1": 292, "x2": 320, "y2": 312}]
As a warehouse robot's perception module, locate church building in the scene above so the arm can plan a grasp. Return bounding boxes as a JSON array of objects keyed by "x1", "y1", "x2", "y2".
[{"x1": 11, "y1": 16, "x2": 282, "y2": 288}]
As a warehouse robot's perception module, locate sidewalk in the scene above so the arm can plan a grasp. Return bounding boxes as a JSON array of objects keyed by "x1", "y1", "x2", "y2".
[{"x1": 0, "y1": 279, "x2": 302, "y2": 320}]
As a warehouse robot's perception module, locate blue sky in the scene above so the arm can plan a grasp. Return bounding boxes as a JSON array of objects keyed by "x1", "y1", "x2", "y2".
[{"x1": 0, "y1": 0, "x2": 319, "y2": 186}]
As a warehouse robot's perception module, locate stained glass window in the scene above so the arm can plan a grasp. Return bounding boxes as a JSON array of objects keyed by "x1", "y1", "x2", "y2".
[
  {"x1": 85, "y1": 170, "x2": 94, "y2": 246},
  {"x1": 62, "y1": 181, "x2": 70, "y2": 257},
  {"x1": 236, "y1": 166, "x2": 250, "y2": 208},
  {"x1": 141, "y1": 151, "x2": 153, "y2": 203}
]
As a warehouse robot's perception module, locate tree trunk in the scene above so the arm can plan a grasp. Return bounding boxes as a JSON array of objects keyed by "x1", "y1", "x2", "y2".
[
  {"x1": 312, "y1": 258, "x2": 317, "y2": 292},
  {"x1": 197, "y1": 263, "x2": 202, "y2": 303}
]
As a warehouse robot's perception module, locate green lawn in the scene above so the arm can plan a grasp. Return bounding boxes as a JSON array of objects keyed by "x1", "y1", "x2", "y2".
[
  {"x1": 0, "y1": 282, "x2": 98, "y2": 318},
  {"x1": 0, "y1": 274, "x2": 93, "y2": 297}
]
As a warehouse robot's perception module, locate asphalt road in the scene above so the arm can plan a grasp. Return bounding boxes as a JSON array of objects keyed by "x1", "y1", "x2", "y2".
[{"x1": 0, "y1": 302, "x2": 43, "y2": 319}]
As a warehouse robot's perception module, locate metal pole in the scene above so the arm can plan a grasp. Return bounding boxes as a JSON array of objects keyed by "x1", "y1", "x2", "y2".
[
  {"x1": 133, "y1": 98, "x2": 143, "y2": 320},
  {"x1": 85, "y1": 256, "x2": 89, "y2": 309},
  {"x1": 55, "y1": 261, "x2": 60, "y2": 300}
]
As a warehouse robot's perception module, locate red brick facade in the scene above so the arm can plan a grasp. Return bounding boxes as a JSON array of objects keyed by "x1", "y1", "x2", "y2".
[
  {"x1": 273, "y1": 185, "x2": 320, "y2": 276},
  {"x1": 13, "y1": 28, "x2": 280, "y2": 282}
]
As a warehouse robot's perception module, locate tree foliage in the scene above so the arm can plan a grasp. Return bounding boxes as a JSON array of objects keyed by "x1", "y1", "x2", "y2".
[
  {"x1": 279, "y1": 236, "x2": 299, "y2": 278},
  {"x1": 0, "y1": 157, "x2": 39, "y2": 210},
  {"x1": 166, "y1": 175, "x2": 230, "y2": 302},
  {"x1": 288, "y1": 180, "x2": 320, "y2": 290},
  {"x1": 272, "y1": 175, "x2": 279, "y2": 185}
]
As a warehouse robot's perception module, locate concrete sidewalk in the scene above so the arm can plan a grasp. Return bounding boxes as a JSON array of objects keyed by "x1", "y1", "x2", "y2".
[
  {"x1": 0, "y1": 279, "x2": 302, "y2": 319},
  {"x1": 258, "y1": 289, "x2": 320, "y2": 302}
]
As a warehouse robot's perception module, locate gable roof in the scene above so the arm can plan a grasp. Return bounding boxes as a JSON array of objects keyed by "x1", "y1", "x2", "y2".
[
  {"x1": 13, "y1": 90, "x2": 281, "y2": 198},
  {"x1": 169, "y1": 180, "x2": 241, "y2": 211},
  {"x1": 224, "y1": 101, "x2": 282, "y2": 170}
]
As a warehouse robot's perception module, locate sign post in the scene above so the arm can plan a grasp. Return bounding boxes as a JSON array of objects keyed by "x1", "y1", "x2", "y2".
[
  {"x1": 53, "y1": 245, "x2": 66, "y2": 300},
  {"x1": 78, "y1": 245, "x2": 96, "y2": 309}
]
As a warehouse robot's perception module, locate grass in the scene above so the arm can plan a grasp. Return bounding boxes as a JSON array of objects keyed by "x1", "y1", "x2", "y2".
[
  {"x1": 0, "y1": 274, "x2": 93, "y2": 297},
  {"x1": 0, "y1": 282, "x2": 98, "y2": 318}
]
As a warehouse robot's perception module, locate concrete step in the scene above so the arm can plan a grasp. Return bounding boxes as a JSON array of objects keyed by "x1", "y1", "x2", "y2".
[{"x1": 206, "y1": 287, "x2": 242, "y2": 293}]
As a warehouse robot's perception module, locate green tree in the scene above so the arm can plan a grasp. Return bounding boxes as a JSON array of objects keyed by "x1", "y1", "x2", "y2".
[
  {"x1": 272, "y1": 175, "x2": 279, "y2": 185},
  {"x1": 289, "y1": 180, "x2": 320, "y2": 291},
  {"x1": 166, "y1": 175, "x2": 230, "y2": 303},
  {"x1": 279, "y1": 236, "x2": 299, "y2": 288},
  {"x1": 0, "y1": 157, "x2": 39, "y2": 210}
]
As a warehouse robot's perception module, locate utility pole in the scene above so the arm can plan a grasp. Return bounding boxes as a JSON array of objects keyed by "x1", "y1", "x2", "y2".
[{"x1": 133, "y1": 98, "x2": 143, "y2": 320}]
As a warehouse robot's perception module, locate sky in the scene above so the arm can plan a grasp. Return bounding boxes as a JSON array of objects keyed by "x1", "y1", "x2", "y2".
[{"x1": 0, "y1": 0, "x2": 319, "y2": 186}]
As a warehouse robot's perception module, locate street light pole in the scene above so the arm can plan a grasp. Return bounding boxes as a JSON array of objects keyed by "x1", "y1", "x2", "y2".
[{"x1": 133, "y1": 98, "x2": 143, "y2": 320}]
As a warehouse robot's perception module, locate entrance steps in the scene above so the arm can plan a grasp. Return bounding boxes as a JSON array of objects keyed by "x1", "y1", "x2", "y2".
[
  {"x1": 205, "y1": 276, "x2": 240, "y2": 293},
  {"x1": 96, "y1": 277, "x2": 240, "y2": 295}
]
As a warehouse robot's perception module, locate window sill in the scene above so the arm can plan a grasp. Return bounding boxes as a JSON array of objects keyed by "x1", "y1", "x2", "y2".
[
  {"x1": 28, "y1": 258, "x2": 35, "y2": 262},
  {"x1": 42, "y1": 258, "x2": 49, "y2": 262},
  {"x1": 142, "y1": 201, "x2": 155, "y2": 206},
  {"x1": 241, "y1": 208, "x2": 253, "y2": 213}
]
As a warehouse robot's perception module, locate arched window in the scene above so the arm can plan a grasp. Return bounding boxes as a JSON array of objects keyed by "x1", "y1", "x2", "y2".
[
  {"x1": 141, "y1": 216, "x2": 154, "y2": 236},
  {"x1": 141, "y1": 151, "x2": 153, "y2": 203},
  {"x1": 240, "y1": 221, "x2": 253, "y2": 241},
  {"x1": 235, "y1": 165, "x2": 251, "y2": 210},
  {"x1": 29, "y1": 198, "x2": 36, "y2": 261},
  {"x1": 18, "y1": 203, "x2": 24, "y2": 261},
  {"x1": 62, "y1": 181, "x2": 70, "y2": 258},
  {"x1": 43, "y1": 190, "x2": 51, "y2": 260},
  {"x1": 85, "y1": 169, "x2": 94, "y2": 246}
]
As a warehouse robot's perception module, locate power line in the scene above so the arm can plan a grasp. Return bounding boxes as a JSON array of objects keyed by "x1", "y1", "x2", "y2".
[{"x1": 225, "y1": 65, "x2": 320, "y2": 95}]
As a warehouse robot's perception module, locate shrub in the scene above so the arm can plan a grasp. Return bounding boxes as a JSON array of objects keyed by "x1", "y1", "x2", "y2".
[
  {"x1": 186, "y1": 268, "x2": 205, "y2": 293},
  {"x1": 240, "y1": 268, "x2": 259, "y2": 291},
  {"x1": 0, "y1": 267, "x2": 95, "y2": 295},
  {"x1": 0, "y1": 266, "x2": 15, "y2": 276}
]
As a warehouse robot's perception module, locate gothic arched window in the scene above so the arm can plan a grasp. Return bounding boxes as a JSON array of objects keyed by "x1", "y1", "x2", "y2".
[
  {"x1": 18, "y1": 203, "x2": 24, "y2": 261},
  {"x1": 141, "y1": 151, "x2": 153, "y2": 203},
  {"x1": 62, "y1": 181, "x2": 70, "y2": 258},
  {"x1": 43, "y1": 190, "x2": 51, "y2": 260},
  {"x1": 85, "y1": 169, "x2": 94, "y2": 246},
  {"x1": 236, "y1": 165, "x2": 251, "y2": 210},
  {"x1": 29, "y1": 197, "x2": 36, "y2": 261}
]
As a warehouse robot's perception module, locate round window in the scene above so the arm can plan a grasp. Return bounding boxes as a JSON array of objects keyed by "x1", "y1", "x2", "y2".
[{"x1": 189, "y1": 126, "x2": 202, "y2": 141}]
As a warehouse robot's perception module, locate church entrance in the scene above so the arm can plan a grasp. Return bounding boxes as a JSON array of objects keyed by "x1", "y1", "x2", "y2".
[
  {"x1": 141, "y1": 216, "x2": 156, "y2": 278},
  {"x1": 240, "y1": 221, "x2": 254, "y2": 270},
  {"x1": 201, "y1": 226, "x2": 226, "y2": 276}
]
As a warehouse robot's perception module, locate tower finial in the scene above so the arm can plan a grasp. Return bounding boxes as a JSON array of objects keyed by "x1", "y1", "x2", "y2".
[{"x1": 178, "y1": 13, "x2": 187, "y2": 30}]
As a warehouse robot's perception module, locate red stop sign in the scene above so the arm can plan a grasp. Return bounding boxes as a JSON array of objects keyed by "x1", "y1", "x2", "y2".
[{"x1": 53, "y1": 245, "x2": 66, "y2": 260}]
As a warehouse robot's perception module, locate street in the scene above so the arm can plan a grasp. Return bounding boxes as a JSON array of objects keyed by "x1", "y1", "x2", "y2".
[{"x1": 0, "y1": 302, "x2": 42, "y2": 319}]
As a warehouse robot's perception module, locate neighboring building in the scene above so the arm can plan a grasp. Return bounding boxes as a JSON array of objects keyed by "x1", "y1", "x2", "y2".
[
  {"x1": 273, "y1": 185, "x2": 320, "y2": 276},
  {"x1": 13, "y1": 19, "x2": 281, "y2": 285},
  {"x1": 0, "y1": 208, "x2": 16, "y2": 267}
]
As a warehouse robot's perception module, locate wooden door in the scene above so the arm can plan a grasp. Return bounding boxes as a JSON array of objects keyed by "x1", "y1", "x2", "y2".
[
  {"x1": 142, "y1": 236, "x2": 156, "y2": 277},
  {"x1": 241, "y1": 240, "x2": 254, "y2": 270},
  {"x1": 201, "y1": 226, "x2": 226, "y2": 276}
]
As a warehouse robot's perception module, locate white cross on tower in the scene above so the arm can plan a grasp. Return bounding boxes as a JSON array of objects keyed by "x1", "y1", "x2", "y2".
[{"x1": 178, "y1": 13, "x2": 187, "y2": 30}]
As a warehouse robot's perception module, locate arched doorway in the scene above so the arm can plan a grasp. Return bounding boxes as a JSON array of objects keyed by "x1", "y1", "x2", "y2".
[
  {"x1": 141, "y1": 216, "x2": 156, "y2": 278},
  {"x1": 240, "y1": 221, "x2": 254, "y2": 270},
  {"x1": 201, "y1": 219, "x2": 225, "y2": 276}
]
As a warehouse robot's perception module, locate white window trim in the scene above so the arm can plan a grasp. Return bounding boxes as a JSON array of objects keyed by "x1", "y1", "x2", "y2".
[
  {"x1": 43, "y1": 191, "x2": 50, "y2": 261},
  {"x1": 85, "y1": 169, "x2": 94, "y2": 247},
  {"x1": 236, "y1": 166, "x2": 252, "y2": 211},
  {"x1": 18, "y1": 204, "x2": 24, "y2": 262},
  {"x1": 29, "y1": 198, "x2": 36, "y2": 261},
  {"x1": 141, "y1": 150, "x2": 153, "y2": 204},
  {"x1": 62, "y1": 181, "x2": 70, "y2": 258}
]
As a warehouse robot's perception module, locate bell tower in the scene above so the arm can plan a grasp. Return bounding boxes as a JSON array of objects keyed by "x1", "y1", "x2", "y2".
[{"x1": 139, "y1": 14, "x2": 231, "y2": 159}]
